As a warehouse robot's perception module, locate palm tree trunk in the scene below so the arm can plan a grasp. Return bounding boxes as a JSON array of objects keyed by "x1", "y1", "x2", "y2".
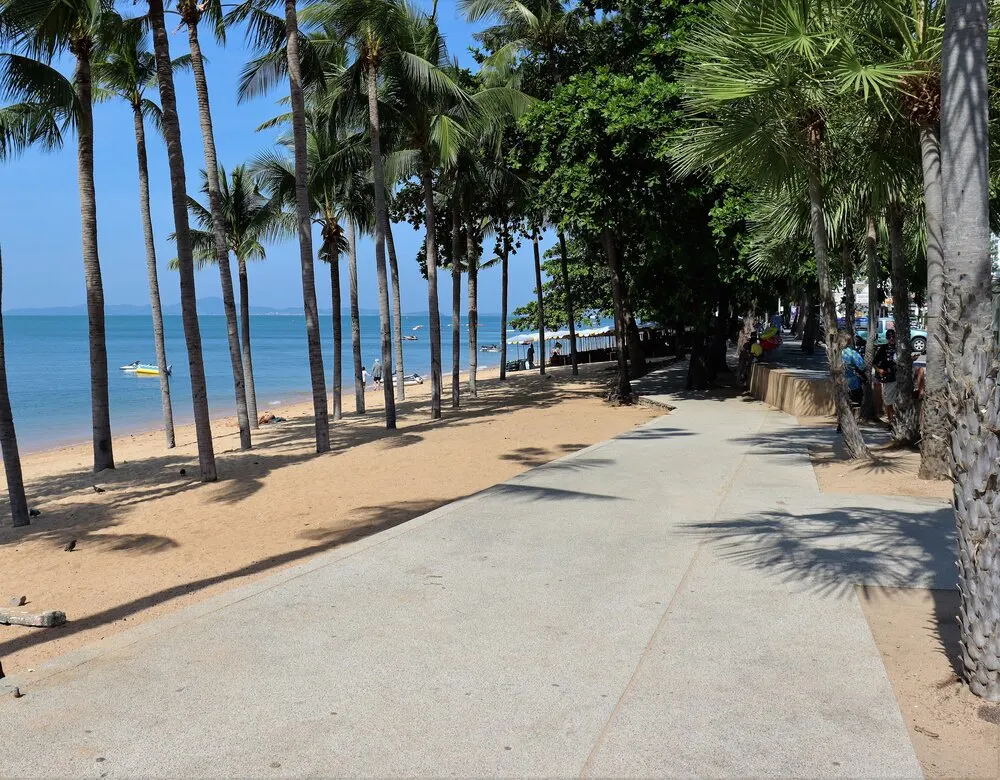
[
  {"x1": 0, "y1": 248, "x2": 28, "y2": 528},
  {"x1": 499, "y1": 240, "x2": 509, "y2": 381},
  {"x1": 148, "y1": 0, "x2": 216, "y2": 481},
  {"x1": 623, "y1": 291, "x2": 646, "y2": 378},
  {"x1": 329, "y1": 248, "x2": 342, "y2": 422},
  {"x1": 842, "y1": 243, "x2": 856, "y2": 345},
  {"x1": 131, "y1": 104, "x2": 175, "y2": 449},
  {"x1": 72, "y1": 44, "x2": 114, "y2": 473},
  {"x1": 365, "y1": 62, "x2": 396, "y2": 429},
  {"x1": 185, "y1": 20, "x2": 252, "y2": 451},
  {"x1": 942, "y1": 0, "x2": 1000, "y2": 701},
  {"x1": 861, "y1": 216, "x2": 880, "y2": 421},
  {"x1": 386, "y1": 223, "x2": 405, "y2": 401},
  {"x1": 919, "y1": 123, "x2": 949, "y2": 479},
  {"x1": 450, "y1": 198, "x2": 462, "y2": 408},
  {"x1": 532, "y1": 228, "x2": 545, "y2": 376},
  {"x1": 347, "y1": 218, "x2": 364, "y2": 414},
  {"x1": 467, "y1": 227, "x2": 478, "y2": 397},
  {"x1": 558, "y1": 232, "x2": 578, "y2": 375},
  {"x1": 887, "y1": 202, "x2": 919, "y2": 444},
  {"x1": 420, "y1": 166, "x2": 442, "y2": 419},
  {"x1": 600, "y1": 230, "x2": 632, "y2": 402},
  {"x1": 285, "y1": 0, "x2": 330, "y2": 452},
  {"x1": 237, "y1": 257, "x2": 258, "y2": 428},
  {"x1": 807, "y1": 166, "x2": 871, "y2": 461}
]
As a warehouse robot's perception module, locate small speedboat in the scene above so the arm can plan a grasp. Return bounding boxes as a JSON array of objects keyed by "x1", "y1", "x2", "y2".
[
  {"x1": 403, "y1": 373, "x2": 424, "y2": 385},
  {"x1": 120, "y1": 361, "x2": 171, "y2": 376},
  {"x1": 480, "y1": 345, "x2": 499, "y2": 353},
  {"x1": 402, "y1": 335, "x2": 418, "y2": 341}
]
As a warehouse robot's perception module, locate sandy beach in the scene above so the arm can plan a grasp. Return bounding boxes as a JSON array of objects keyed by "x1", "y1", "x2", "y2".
[{"x1": 0, "y1": 362, "x2": 659, "y2": 675}]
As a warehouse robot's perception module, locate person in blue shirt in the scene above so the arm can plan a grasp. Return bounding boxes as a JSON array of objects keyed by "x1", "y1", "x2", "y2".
[{"x1": 840, "y1": 331, "x2": 866, "y2": 405}]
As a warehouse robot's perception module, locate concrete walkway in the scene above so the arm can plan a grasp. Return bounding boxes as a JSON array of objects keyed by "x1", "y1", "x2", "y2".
[{"x1": 0, "y1": 364, "x2": 950, "y2": 778}]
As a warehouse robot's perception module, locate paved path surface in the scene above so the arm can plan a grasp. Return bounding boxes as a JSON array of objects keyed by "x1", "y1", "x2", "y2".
[{"x1": 0, "y1": 364, "x2": 950, "y2": 777}]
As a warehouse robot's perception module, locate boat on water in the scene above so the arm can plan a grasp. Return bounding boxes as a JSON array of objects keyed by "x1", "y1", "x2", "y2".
[
  {"x1": 402, "y1": 334, "x2": 418, "y2": 341},
  {"x1": 120, "y1": 361, "x2": 171, "y2": 377},
  {"x1": 480, "y1": 344, "x2": 499, "y2": 353}
]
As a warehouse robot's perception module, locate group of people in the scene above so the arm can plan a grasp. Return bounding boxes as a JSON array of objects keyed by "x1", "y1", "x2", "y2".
[{"x1": 840, "y1": 328, "x2": 924, "y2": 425}]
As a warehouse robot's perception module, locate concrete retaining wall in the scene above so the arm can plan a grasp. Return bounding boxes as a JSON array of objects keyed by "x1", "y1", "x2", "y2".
[{"x1": 748, "y1": 362, "x2": 835, "y2": 417}]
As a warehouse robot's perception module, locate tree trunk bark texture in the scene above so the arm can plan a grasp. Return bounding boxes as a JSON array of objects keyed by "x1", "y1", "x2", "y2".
[
  {"x1": 237, "y1": 257, "x2": 258, "y2": 428},
  {"x1": 861, "y1": 217, "x2": 881, "y2": 421},
  {"x1": 807, "y1": 167, "x2": 871, "y2": 461},
  {"x1": 132, "y1": 104, "x2": 175, "y2": 448},
  {"x1": 0, "y1": 249, "x2": 29, "y2": 527},
  {"x1": 450, "y1": 199, "x2": 462, "y2": 408},
  {"x1": 888, "y1": 202, "x2": 919, "y2": 445},
  {"x1": 558, "y1": 232, "x2": 578, "y2": 375},
  {"x1": 386, "y1": 223, "x2": 405, "y2": 401},
  {"x1": 185, "y1": 20, "x2": 252, "y2": 451},
  {"x1": 366, "y1": 62, "x2": 396, "y2": 429},
  {"x1": 285, "y1": 0, "x2": 330, "y2": 451},
  {"x1": 532, "y1": 228, "x2": 545, "y2": 376},
  {"x1": 73, "y1": 46, "x2": 114, "y2": 473},
  {"x1": 329, "y1": 250, "x2": 342, "y2": 421},
  {"x1": 600, "y1": 230, "x2": 633, "y2": 403},
  {"x1": 347, "y1": 219, "x2": 364, "y2": 415},
  {"x1": 148, "y1": 0, "x2": 216, "y2": 480},
  {"x1": 421, "y1": 166, "x2": 442, "y2": 419},
  {"x1": 467, "y1": 228, "x2": 478, "y2": 398},
  {"x1": 500, "y1": 244, "x2": 509, "y2": 381}
]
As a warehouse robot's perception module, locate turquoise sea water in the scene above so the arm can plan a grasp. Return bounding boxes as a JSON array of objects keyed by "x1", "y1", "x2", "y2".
[{"x1": 3, "y1": 313, "x2": 509, "y2": 451}]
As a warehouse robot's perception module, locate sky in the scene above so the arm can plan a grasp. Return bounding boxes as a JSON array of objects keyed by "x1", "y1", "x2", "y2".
[{"x1": 0, "y1": 1, "x2": 557, "y2": 315}]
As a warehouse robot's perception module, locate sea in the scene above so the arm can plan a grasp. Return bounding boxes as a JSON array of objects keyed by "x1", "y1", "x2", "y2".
[{"x1": 3, "y1": 313, "x2": 515, "y2": 451}]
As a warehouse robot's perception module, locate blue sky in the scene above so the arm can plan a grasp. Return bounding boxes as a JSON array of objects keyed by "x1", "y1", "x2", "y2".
[{"x1": 0, "y1": 1, "x2": 556, "y2": 314}]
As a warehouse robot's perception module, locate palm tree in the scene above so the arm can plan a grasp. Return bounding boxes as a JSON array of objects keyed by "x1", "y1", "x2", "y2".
[
  {"x1": 0, "y1": 0, "x2": 115, "y2": 471},
  {"x1": 253, "y1": 108, "x2": 373, "y2": 422},
  {"x1": 177, "y1": 165, "x2": 288, "y2": 428},
  {"x1": 145, "y1": 0, "x2": 217, "y2": 481},
  {"x1": 177, "y1": 0, "x2": 253, "y2": 451},
  {"x1": 347, "y1": 217, "x2": 364, "y2": 413},
  {"x1": 385, "y1": 215, "x2": 405, "y2": 400},
  {"x1": 673, "y1": 0, "x2": 908, "y2": 461},
  {"x1": 940, "y1": 0, "x2": 999, "y2": 702},
  {"x1": 450, "y1": 188, "x2": 463, "y2": 407},
  {"x1": 92, "y1": 14, "x2": 178, "y2": 448},
  {"x1": 0, "y1": 247, "x2": 27, "y2": 527}
]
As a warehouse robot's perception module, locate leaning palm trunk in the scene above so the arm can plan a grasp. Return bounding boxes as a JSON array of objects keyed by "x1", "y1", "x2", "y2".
[
  {"x1": 0, "y1": 248, "x2": 28, "y2": 527},
  {"x1": 131, "y1": 103, "x2": 175, "y2": 448},
  {"x1": 285, "y1": 0, "x2": 330, "y2": 451},
  {"x1": 347, "y1": 219, "x2": 364, "y2": 414},
  {"x1": 386, "y1": 224, "x2": 405, "y2": 401},
  {"x1": 600, "y1": 229, "x2": 632, "y2": 403},
  {"x1": 558, "y1": 232, "x2": 578, "y2": 375},
  {"x1": 467, "y1": 229, "x2": 478, "y2": 398},
  {"x1": 451, "y1": 200, "x2": 462, "y2": 408},
  {"x1": 888, "y1": 202, "x2": 919, "y2": 444},
  {"x1": 532, "y1": 228, "x2": 545, "y2": 376},
  {"x1": 365, "y1": 62, "x2": 396, "y2": 429},
  {"x1": 807, "y1": 165, "x2": 871, "y2": 461},
  {"x1": 237, "y1": 257, "x2": 258, "y2": 428},
  {"x1": 148, "y1": 0, "x2": 216, "y2": 480},
  {"x1": 942, "y1": 0, "x2": 1000, "y2": 701},
  {"x1": 72, "y1": 41, "x2": 114, "y2": 473},
  {"x1": 919, "y1": 124, "x2": 949, "y2": 478},
  {"x1": 184, "y1": 18, "x2": 252, "y2": 451},
  {"x1": 420, "y1": 166, "x2": 443, "y2": 419},
  {"x1": 499, "y1": 240, "x2": 509, "y2": 381}
]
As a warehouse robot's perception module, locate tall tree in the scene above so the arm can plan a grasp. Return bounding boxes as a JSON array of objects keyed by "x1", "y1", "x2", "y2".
[
  {"x1": 148, "y1": 0, "x2": 217, "y2": 480},
  {"x1": 0, "y1": 247, "x2": 27, "y2": 527},
  {"x1": 941, "y1": 0, "x2": 999, "y2": 702},
  {"x1": 178, "y1": 0, "x2": 253, "y2": 450},
  {"x1": 92, "y1": 14, "x2": 178, "y2": 448},
  {"x1": 1, "y1": 0, "x2": 115, "y2": 471}
]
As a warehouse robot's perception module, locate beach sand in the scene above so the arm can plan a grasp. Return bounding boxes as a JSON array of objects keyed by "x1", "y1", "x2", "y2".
[{"x1": 0, "y1": 362, "x2": 659, "y2": 675}]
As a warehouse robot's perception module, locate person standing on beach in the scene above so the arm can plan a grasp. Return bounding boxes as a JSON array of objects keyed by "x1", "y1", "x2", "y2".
[
  {"x1": 527, "y1": 344, "x2": 535, "y2": 370},
  {"x1": 874, "y1": 329, "x2": 898, "y2": 426},
  {"x1": 362, "y1": 366, "x2": 369, "y2": 392},
  {"x1": 372, "y1": 359, "x2": 383, "y2": 390}
]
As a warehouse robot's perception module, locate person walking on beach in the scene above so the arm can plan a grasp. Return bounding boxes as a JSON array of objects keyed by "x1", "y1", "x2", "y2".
[
  {"x1": 372, "y1": 359, "x2": 383, "y2": 390},
  {"x1": 527, "y1": 344, "x2": 535, "y2": 370},
  {"x1": 874, "y1": 329, "x2": 898, "y2": 426},
  {"x1": 362, "y1": 366, "x2": 369, "y2": 392}
]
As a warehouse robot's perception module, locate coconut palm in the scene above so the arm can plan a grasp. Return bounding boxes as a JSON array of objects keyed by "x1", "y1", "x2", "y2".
[
  {"x1": 177, "y1": 0, "x2": 253, "y2": 451},
  {"x1": 144, "y1": 0, "x2": 217, "y2": 480},
  {"x1": 175, "y1": 165, "x2": 289, "y2": 428},
  {"x1": 253, "y1": 107, "x2": 373, "y2": 422},
  {"x1": 940, "y1": 0, "x2": 999, "y2": 701},
  {"x1": 92, "y1": 13, "x2": 179, "y2": 448},
  {"x1": 0, "y1": 247, "x2": 27, "y2": 527},
  {"x1": 674, "y1": 0, "x2": 908, "y2": 461},
  {"x1": 0, "y1": 0, "x2": 115, "y2": 471}
]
